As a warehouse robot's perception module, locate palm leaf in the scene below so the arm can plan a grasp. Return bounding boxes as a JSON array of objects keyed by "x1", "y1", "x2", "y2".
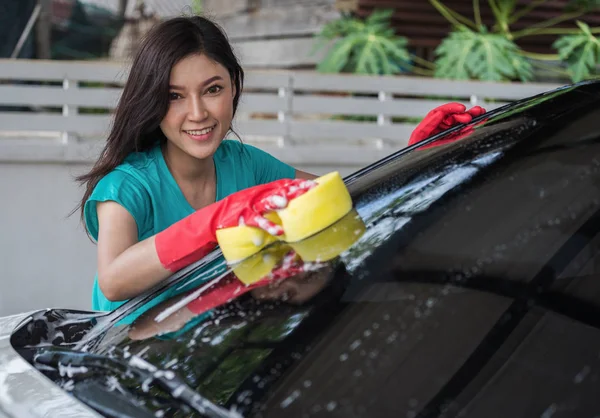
[
  {"x1": 553, "y1": 21, "x2": 600, "y2": 82},
  {"x1": 355, "y1": 38, "x2": 375, "y2": 74},
  {"x1": 434, "y1": 29, "x2": 533, "y2": 82},
  {"x1": 372, "y1": 41, "x2": 392, "y2": 74},
  {"x1": 317, "y1": 37, "x2": 356, "y2": 73},
  {"x1": 314, "y1": 9, "x2": 410, "y2": 75},
  {"x1": 379, "y1": 37, "x2": 410, "y2": 64},
  {"x1": 366, "y1": 9, "x2": 394, "y2": 25},
  {"x1": 435, "y1": 31, "x2": 476, "y2": 80}
]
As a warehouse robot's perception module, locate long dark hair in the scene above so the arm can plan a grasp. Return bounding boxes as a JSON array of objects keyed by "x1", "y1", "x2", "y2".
[{"x1": 75, "y1": 15, "x2": 244, "y2": 223}]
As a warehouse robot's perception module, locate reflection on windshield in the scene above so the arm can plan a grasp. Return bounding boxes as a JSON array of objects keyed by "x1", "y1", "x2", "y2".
[
  {"x1": 127, "y1": 210, "x2": 366, "y2": 341},
  {"x1": 89, "y1": 210, "x2": 369, "y2": 415},
  {"x1": 346, "y1": 146, "x2": 505, "y2": 275},
  {"x1": 357, "y1": 150, "x2": 504, "y2": 223}
]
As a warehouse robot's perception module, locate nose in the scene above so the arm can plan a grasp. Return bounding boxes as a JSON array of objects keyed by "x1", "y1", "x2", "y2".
[{"x1": 188, "y1": 95, "x2": 208, "y2": 121}]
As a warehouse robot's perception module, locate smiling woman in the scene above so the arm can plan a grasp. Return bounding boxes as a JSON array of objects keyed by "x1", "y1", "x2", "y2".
[
  {"x1": 73, "y1": 16, "x2": 319, "y2": 312},
  {"x1": 72, "y1": 15, "x2": 486, "y2": 314}
]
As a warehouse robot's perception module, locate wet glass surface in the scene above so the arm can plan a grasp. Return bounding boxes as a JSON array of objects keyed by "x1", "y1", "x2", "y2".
[{"x1": 12, "y1": 82, "x2": 600, "y2": 418}]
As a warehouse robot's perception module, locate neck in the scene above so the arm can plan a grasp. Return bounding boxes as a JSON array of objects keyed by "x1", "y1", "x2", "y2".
[{"x1": 162, "y1": 142, "x2": 214, "y2": 184}]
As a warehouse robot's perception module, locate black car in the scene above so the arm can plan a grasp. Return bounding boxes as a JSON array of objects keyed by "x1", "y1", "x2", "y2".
[{"x1": 3, "y1": 81, "x2": 600, "y2": 418}]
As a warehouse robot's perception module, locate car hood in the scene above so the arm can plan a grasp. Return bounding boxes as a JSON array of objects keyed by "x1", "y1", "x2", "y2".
[
  {"x1": 0, "y1": 313, "x2": 33, "y2": 340},
  {"x1": 0, "y1": 311, "x2": 102, "y2": 418}
]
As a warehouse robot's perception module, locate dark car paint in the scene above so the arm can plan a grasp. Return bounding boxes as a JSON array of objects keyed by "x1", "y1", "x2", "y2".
[{"x1": 9, "y1": 81, "x2": 600, "y2": 417}]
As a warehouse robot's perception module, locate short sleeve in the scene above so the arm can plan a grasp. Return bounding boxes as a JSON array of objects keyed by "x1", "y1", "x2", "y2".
[
  {"x1": 84, "y1": 170, "x2": 152, "y2": 242},
  {"x1": 242, "y1": 144, "x2": 296, "y2": 184}
]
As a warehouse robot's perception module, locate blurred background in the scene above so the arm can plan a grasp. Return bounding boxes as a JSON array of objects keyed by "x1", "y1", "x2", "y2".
[{"x1": 1, "y1": 0, "x2": 599, "y2": 316}]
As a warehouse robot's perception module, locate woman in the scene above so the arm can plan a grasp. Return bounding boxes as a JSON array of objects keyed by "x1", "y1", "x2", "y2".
[{"x1": 77, "y1": 15, "x2": 483, "y2": 312}]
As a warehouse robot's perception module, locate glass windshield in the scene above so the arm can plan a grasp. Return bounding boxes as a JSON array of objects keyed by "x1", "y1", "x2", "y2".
[{"x1": 28, "y1": 83, "x2": 600, "y2": 418}]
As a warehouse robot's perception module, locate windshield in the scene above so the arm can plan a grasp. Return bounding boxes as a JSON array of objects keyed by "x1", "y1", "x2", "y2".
[{"x1": 17, "y1": 82, "x2": 600, "y2": 418}]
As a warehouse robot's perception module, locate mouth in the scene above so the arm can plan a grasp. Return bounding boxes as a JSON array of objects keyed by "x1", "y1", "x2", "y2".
[{"x1": 183, "y1": 125, "x2": 216, "y2": 140}]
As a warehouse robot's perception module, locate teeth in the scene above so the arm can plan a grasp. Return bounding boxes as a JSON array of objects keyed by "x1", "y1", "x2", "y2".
[{"x1": 186, "y1": 126, "x2": 214, "y2": 136}]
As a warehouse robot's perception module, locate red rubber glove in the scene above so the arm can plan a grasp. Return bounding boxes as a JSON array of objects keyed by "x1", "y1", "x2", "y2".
[
  {"x1": 186, "y1": 250, "x2": 323, "y2": 314},
  {"x1": 155, "y1": 179, "x2": 316, "y2": 272},
  {"x1": 409, "y1": 103, "x2": 486, "y2": 146}
]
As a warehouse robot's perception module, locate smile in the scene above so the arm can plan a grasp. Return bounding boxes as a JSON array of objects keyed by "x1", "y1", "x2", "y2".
[{"x1": 184, "y1": 125, "x2": 215, "y2": 136}]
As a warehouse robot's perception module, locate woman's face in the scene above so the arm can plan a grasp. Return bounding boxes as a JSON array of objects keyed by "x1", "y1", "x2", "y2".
[{"x1": 160, "y1": 53, "x2": 235, "y2": 161}]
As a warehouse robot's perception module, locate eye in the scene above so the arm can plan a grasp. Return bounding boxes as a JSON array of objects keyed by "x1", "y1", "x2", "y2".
[
  {"x1": 206, "y1": 84, "x2": 224, "y2": 95},
  {"x1": 168, "y1": 92, "x2": 182, "y2": 101}
]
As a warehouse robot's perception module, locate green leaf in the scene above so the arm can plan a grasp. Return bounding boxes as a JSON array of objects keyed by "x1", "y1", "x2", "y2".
[
  {"x1": 373, "y1": 42, "x2": 392, "y2": 74},
  {"x1": 553, "y1": 22, "x2": 600, "y2": 82},
  {"x1": 366, "y1": 9, "x2": 394, "y2": 25},
  {"x1": 495, "y1": 0, "x2": 517, "y2": 21},
  {"x1": 434, "y1": 29, "x2": 533, "y2": 82},
  {"x1": 317, "y1": 38, "x2": 355, "y2": 73},
  {"x1": 314, "y1": 8, "x2": 410, "y2": 75}
]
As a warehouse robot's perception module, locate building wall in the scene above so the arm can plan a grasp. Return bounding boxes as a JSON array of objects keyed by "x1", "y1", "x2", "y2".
[{"x1": 0, "y1": 163, "x2": 97, "y2": 316}]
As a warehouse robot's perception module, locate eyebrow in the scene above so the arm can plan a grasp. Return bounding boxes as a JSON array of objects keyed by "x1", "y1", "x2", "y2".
[{"x1": 169, "y1": 76, "x2": 224, "y2": 90}]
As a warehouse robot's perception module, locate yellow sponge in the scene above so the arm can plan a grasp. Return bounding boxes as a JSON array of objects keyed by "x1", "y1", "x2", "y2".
[
  {"x1": 214, "y1": 223, "x2": 278, "y2": 264},
  {"x1": 230, "y1": 209, "x2": 365, "y2": 285},
  {"x1": 217, "y1": 171, "x2": 352, "y2": 264},
  {"x1": 276, "y1": 172, "x2": 353, "y2": 242},
  {"x1": 289, "y1": 209, "x2": 366, "y2": 262},
  {"x1": 230, "y1": 243, "x2": 292, "y2": 286}
]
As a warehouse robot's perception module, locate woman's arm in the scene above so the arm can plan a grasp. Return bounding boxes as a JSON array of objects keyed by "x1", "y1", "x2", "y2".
[
  {"x1": 95, "y1": 178, "x2": 316, "y2": 302},
  {"x1": 96, "y1": 201, "x2": 170, "y2": 302}
]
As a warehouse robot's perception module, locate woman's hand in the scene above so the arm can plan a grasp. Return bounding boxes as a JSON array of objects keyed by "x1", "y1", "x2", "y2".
[
  {"x1": 409, "y1": 103, "x2": 486, "y2": 146},
  {"x1": 155, "y1": 178, "x2": 317, "y2": 272}
]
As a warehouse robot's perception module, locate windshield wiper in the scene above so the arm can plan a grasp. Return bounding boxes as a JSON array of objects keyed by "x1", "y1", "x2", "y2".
[{"x1": 33, "y1": 346, "x2": 242, "y2": 418}]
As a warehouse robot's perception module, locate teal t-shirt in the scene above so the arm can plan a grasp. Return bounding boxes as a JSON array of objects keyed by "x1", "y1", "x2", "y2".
[{"x1": 85, "y1": 140, "x2": 296, "y2": 312}]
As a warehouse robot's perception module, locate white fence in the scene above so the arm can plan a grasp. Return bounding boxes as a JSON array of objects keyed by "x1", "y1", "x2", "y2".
[{"x1": 0, "y1": 59, "x2": 564, "y2": 168}]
